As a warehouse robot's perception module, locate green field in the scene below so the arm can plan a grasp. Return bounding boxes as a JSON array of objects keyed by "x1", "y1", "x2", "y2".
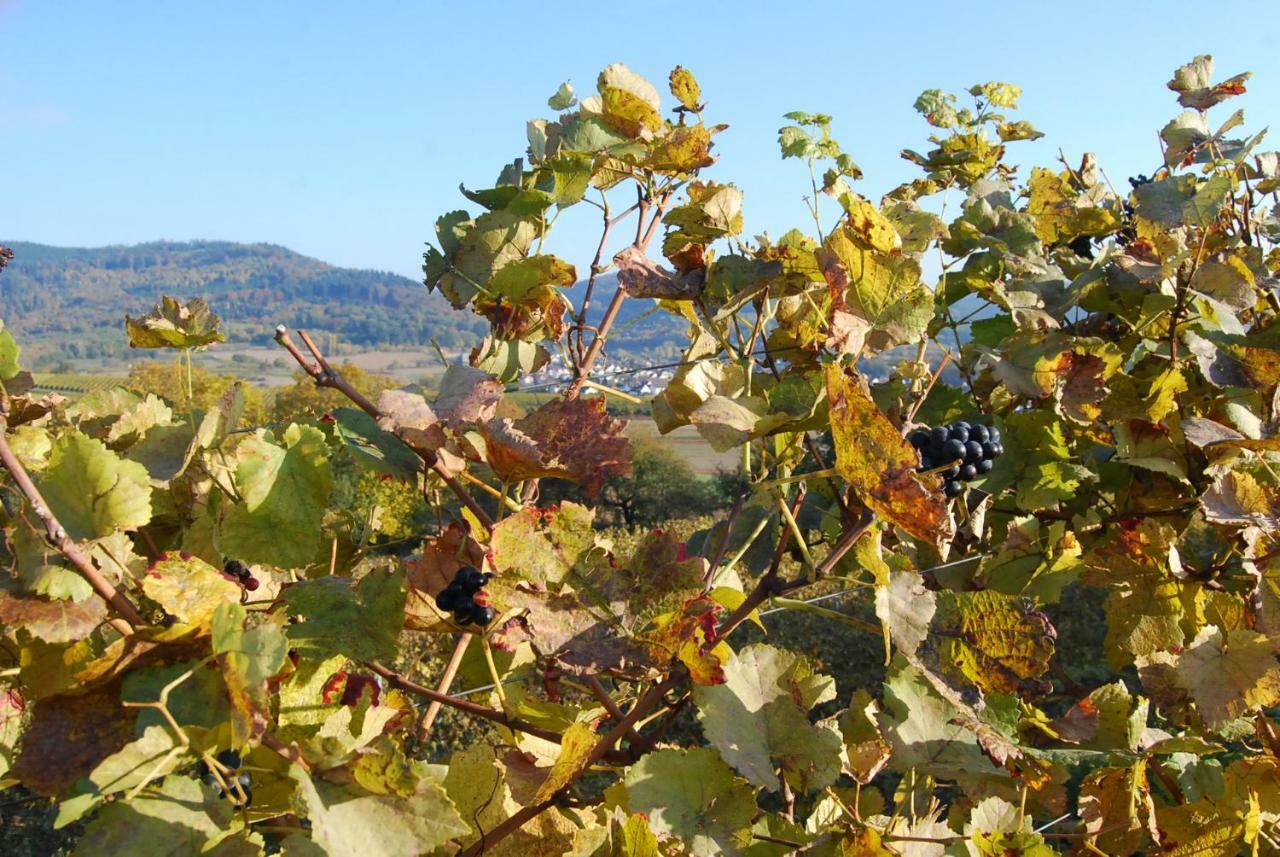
[{"x1": 623, "y1": 417, "x2": 738, "y2": 476}]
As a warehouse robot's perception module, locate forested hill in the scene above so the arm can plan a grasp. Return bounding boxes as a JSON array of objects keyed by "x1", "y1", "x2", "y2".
[
  {"x1": 0, "y1": 240, "x2": 488, "y2": 360},
  {"x1": 0, "y1": 240, "x2": 696, "y2": 364}
]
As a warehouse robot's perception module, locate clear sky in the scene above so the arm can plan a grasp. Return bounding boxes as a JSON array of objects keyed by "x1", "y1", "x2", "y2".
[{"x1": 2, "y1": 1, "x2": 1276, "y2": 279}]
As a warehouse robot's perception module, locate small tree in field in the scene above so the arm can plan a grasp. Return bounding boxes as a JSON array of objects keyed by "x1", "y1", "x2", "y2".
[{"x1": 2, "y1": 54, "x2": 1280, "y2": 855}]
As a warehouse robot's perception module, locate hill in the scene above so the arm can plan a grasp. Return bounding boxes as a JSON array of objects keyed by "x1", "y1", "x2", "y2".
[
  {"x1": 0, "y1": 240, "x2": 696, "y2": 366},
  {"x1": 0, "y1": 240, "x2": 489, "y2": 363}
]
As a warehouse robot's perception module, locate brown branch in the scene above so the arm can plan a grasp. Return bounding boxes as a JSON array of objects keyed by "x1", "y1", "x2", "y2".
[
  {"x1": 585, "y1": 676, "x2": 645, "y2": 748},
  {"x1": 365, "y1": 660, "x2": 563, "y2": 745},
  {"x1": 273, "y1": 326, "x2": 494, "y2": 529},
  {"x1": 0, "y1": 416, "x2": 144, "y2": 633},
  {"x1": 416, "y1": 633, "x2": 472, "y2": 744}
]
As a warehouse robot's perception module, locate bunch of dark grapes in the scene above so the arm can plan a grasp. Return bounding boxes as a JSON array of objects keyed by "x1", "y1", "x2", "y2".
[
  {"x1": 909, "y1": 421, "x2": 1003, "y2": 499},
  {"x1": 196, "y1": 749, "x2": 252, "y2": 807},
  {"x1": 434, "y1": 566, "x2": 495, "y2": 627},
  {"x1": 224, "y1": 559, "x2": 259, "y2": 592}
]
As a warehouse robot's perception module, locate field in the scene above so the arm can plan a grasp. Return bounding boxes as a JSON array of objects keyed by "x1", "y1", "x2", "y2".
[{"x1": 623, "y1": 417, "x2": 739, "y2": 476}]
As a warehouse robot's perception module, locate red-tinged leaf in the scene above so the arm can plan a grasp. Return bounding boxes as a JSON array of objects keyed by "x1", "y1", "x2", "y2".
[
  {"x1": 641, "y1": 596, "x2": 730, "y2": 685},
  {"x1": 0, "y1": 589, "x2": 108, "y2": 644},
  {"x1": 825, "y1": 365, "x2": 950, "y2": 545},
  {"x1": 13, "y1": 681, "x2": 137, "y2": 795},
  {"x1": 480, "y1": 398, "x2": 631, "y2": 497}
]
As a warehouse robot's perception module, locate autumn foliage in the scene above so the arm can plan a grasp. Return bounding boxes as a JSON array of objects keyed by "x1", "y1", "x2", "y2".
[{"x1": 2, "y1": 54, "x2": 1280, "y2": 855}]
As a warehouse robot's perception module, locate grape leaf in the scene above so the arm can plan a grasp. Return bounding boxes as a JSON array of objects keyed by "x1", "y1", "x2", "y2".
[
  {"x1": 622, "y1": 747, "x2": 756, "y2": 857},
  {"x1": 13, "y1": 681, "x2": 137, "y2": 795},
  {"x1": 73, "y1": 775, "x2": 237, "y2": 856},
  {"x1": 0, "y1": 588, "x2": 108, "y2": 644},
  {"x1": 39, "y1": 430, "x2": 153, "y2": 540},
  {"x1": 930, "y1": 590, "x2": 1056, "y2": 696},
  {"x1": 284, "y1": 571, "x2": 406, "y2": 664},
  {"x1": 1173, "y1": 626, "x2": 1280, "y2": 729},
  {"x1": 142, "y1": 553, "x2": 241, "y2": 628},
  {"x1": 694, "y1": 644, "x2": 840, "y2": 792},
  {"x1": 219, "y1": 424, "x2": 333, "y2": 567},
  {"x1": 289, "y1": 763, "x2": 468, "y2": 857},
  {"x1": 826, "y1": 365, "x2": 950, "y2": 545},
  {"x1": 480, "y1": 398, "x2": 631, "y2": 497},
  {"x1": 125, "y1": 296, "x2": 226, "y2": 350}
]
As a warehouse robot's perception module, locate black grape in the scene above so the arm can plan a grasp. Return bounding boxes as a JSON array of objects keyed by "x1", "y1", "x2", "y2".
[
  {"x1": 948, "y1": 424, "x2": 970, "y2": 442},
  {"x1": 970, "y1": 424, "x2": 989, "y2": 443},
  {"x1": 930, "y1": 426, "x2": 950, "y2": 446},
  {"x1": 976, "y1": 459, "x2": 994, "y2": 474},
  {"x1": 960, "y1": 464, "x2": 977, "y2": 480},
  {"x1": 455, "y1": 567, "x2": 485, "y2": 591},
  {"x1": 964, "y1": 440, "x2": 983, "y2": 463},
  {"x1": 981, "y1": 441, "x2": 999, "y2": 459},
  {"x1": 941, "y1": 466, "x2": 960, "y2": 480},
  {"x1": 943, "y1": 439, "x2": 966, "y2": 462},
  {"x1": 435, "y1": 588, "x2": 459, "y2": 611},
  {"x1": 908, "y1": 430, "x2": 930, "y2": 448},
  {"x1": 216, "y1": 749, "x2": 242, "y2": 771},
  {"x1": 473, "y1": 606, "x2": 495, "y2": 627},
  {"x1": 944, "y1": 480, "x2": 964, "y2": 498}
]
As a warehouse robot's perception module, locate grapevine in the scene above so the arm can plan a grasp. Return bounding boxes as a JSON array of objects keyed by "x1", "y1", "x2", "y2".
[{"x1": 0, "y1": 53, "x2": 1278, "y2": 856}]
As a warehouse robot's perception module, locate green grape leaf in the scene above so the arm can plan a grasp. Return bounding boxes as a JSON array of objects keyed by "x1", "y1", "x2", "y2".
[
  {"x1": 142, "y1": 553, "x2": 241, "y2": 628},
  {"x1": 219, "y1": 424, "x2": 333, "y2": 567},
  {"x1": 874, "y1": 567, "x2": 935, "y2": 656},
  {"x1": 290, "y1": 763, "x2": 468, "y2": 857},
  {"x1": 548, "y1": 80, "x2": 576, "y2": 111},
  {"x1": 694, "y1": 644, "x2": 840, "y2": 792},
  {"x1": 39, "y1": 430, "x2": 153, "y2": 540},
  {"x1": 331, "y1": 408, "x2": 422, "y2": 480},
  {"x1": 284, "y1": 570, "x2": 406, "y2": 664},
  {"x1": 125, "y1": 296, "x2": 226, "y2": 350},
  {"x1": 0, "y1": 318, "x2": 21, "y2": 379},
  {"x1": 622, "y1": 747, "x2": 756, "y2": 856},
  {"x1": 880, "y1": 655, "x2": 997, "y2": 779},
  {"x1": 57, "y1": 724, "x2": 191, "y2": 826},
  {"x1": 72, "y1": 775, "x2": 236, "y2": 856},
  {"x1": 490, "y1": 502, "x2": 599, "y2": 586}
]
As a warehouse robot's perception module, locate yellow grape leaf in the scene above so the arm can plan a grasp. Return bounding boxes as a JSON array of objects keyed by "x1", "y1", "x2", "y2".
[
  {"x1": 826, "y1": 365, "x2": 950, "y2": 546},
  {"x1": 932, "y1": 590, "x2": 1056, "y2": 696},
  {"x1": 141, "y1": 552, "x2": 241, "y2": 628},
  {"x1": 534, "y1": 721, "x2": 598, "y2": 802},
  {"x1": 1174, "y1": 626, "x2": 1280, "y2": 729}
]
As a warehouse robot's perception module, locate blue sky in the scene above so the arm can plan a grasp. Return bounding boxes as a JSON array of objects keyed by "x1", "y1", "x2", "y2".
[{"x1": 1, "y1": 1, "x2": 1276, "y2": 278}]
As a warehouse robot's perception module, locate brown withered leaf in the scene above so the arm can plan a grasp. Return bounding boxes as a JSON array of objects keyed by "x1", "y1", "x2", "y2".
[
  {"x1": 826, "y1": 365, "x2": 950, "y2": 546},
  {"x1": 376, "y1": 389, "x2": 447, "y2": 457},
  {"x1": 0, "y1": 589, "x2": 108, "y2": 644},
  {"x1": 432, "y1": 365, "x2": 503, "y2": 426},
  {"x1": 613, "y1": 246, "x2": 705, "y2": 299},
  {"x1": 14, "y1": 681, "x2": 137, "y2": 795},
  {"x1": 480, "y1": 398, "x2": 630, "y2": 497}
]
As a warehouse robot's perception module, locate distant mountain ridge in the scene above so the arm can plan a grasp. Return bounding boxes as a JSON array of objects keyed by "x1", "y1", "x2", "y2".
[
  {"x1": 0, "y1": 240, "x2": 488, "y2": 361},
  {"x1": 0, "y1": 240, "x2": 690, "y2": 364}
]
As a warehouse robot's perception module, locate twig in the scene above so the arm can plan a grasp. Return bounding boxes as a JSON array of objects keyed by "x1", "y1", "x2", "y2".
[
  {"x1": 0, "y1": 416, "x2": 144, "y2": 633},
  {"x1": 365, "y1": 661, "x2": 565, "y2": 745},
  {"x1": 273, "y1": 326, "x2": 494, "y2": 529},
  {"x1": 416, "y1": 634, "x2": 473, "y2": 743}
]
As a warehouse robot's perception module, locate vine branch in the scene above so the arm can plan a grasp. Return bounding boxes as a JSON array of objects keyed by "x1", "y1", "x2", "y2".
[{"x1": 0, "y1": 414, "x2": 145, "y2": 633}]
